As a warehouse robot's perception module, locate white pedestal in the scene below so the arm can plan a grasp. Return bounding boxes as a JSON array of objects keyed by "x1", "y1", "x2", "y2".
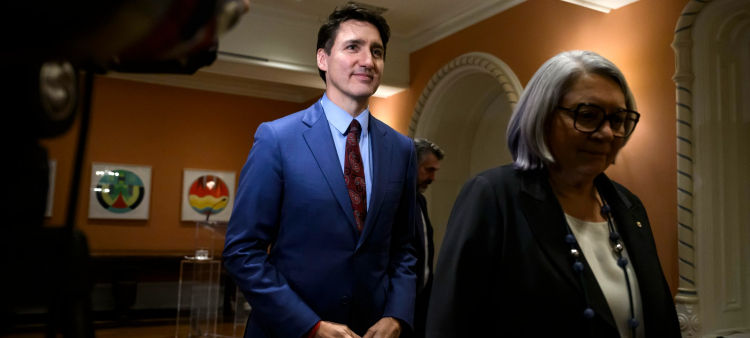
[
  {"x1": 176, "y1": 259, "x2": 221, "y2": 338},
  {"x1": 175, "y1": 221, "x2": 227, "y2": 338}
]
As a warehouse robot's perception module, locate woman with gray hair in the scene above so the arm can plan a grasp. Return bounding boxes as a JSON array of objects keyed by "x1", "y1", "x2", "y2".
[{"x1": 426, "y1": 51, "x2": 680, "y2": 337}]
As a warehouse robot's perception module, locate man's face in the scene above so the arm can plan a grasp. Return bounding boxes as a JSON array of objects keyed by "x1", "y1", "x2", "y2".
[
  {"x1": 417, "y1": 153, "x2": 440, "y2": 194},
  {"x1": 316, "y1": 20, "x2": 384, "y2": 105}
]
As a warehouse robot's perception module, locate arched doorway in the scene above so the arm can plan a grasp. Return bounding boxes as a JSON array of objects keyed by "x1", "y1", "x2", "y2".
[
  {"x1": 672, "y1": 0, "x2": 750, "y2": 336},
  {"x1": 409, "y1": 52, "x2": 523, "y2": 262}
]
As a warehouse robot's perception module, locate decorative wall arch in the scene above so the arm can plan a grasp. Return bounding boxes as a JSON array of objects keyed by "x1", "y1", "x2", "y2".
[
  {"x1": 407, "y1": 52, "x2": 523, "y2": 263},
  {"x1": 408, "y1": 52, "x2": 523, "y2": 137}
]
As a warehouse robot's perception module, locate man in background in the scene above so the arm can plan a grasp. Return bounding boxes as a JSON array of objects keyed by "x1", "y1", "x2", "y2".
[{"x1": 409, "y1": 138, "x2": 444, "y2": 338}]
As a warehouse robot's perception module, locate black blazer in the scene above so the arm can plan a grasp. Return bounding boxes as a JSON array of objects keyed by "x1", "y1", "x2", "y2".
[
  {"x1": 426, "y1": 164, "x2": 680, "y2": 337},
  {"x1": 406, "y1": 193, "x2": 434, "y2": 338},
  {"x1": 415, "y1": 193, "x2": 435, "y2": 295}
]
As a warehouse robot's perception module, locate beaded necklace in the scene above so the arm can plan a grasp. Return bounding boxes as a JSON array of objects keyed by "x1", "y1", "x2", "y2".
[{"x1": 563, "y1": 188, "x2": 639, "y2": 337}]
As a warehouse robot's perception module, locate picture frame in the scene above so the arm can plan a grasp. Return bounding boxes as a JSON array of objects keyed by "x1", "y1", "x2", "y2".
[
  {"x1": 181, "y1": 169, "x2": 236, "y2": 222},
  {"x1": 45, "y1": 159, "x2": 57, "y2": 218},
  {"x1": 88, "y1": 162, "x2": 152, "y2": 220}
]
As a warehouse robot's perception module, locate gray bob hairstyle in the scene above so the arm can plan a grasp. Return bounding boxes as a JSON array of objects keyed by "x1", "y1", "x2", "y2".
[{"x1": 506, "y1": 50, "x2": 637, "y2": 171}]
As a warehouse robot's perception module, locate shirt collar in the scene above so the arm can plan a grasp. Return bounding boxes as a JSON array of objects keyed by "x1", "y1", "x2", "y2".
[{"x1": 321, "y1": 93, "x2": 370, "y2": 137}]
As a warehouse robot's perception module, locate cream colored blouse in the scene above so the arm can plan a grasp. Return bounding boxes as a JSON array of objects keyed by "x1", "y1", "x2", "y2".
[{"x1": 566, "y1": 214, "x2": 645, "y2": 338}]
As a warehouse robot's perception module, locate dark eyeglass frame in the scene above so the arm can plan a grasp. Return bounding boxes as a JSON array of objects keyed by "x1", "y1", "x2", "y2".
[{"x1": 556, "y1": 103, "x2": 641, "y2": 138}]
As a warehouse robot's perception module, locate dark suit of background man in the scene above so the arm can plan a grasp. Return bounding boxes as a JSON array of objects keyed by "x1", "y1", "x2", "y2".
[
  {"x1": 223, "y1": 4, "x2": 418, "y2": 338},
  {"x1": 406, "y1": 138, "x2": 444, "y2": 338}
]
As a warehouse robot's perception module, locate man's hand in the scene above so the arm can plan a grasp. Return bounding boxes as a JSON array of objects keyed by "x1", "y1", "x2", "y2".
[
  {"x1": 362, "y1": 317, "x2": 401, "y2": 338},
  {"x1": 314, "y1": 321, "x2": 361, "y2": 338}
]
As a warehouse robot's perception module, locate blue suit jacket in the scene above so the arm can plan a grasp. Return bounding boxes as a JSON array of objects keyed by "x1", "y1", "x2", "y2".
[{"x1": 223, "y1": 101, "x2": 418, "y2": 338}]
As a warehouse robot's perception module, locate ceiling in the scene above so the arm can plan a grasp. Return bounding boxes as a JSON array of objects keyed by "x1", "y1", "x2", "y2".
[
  {"x1": 249, "y1": 0, "x2": 519, "y2": 40},
  {"x1": 109, "y1": 0, "x2": 526, "y2": 102},
  {"x1": 107, "y1": 0, "x2": 639, "y2": 103}
]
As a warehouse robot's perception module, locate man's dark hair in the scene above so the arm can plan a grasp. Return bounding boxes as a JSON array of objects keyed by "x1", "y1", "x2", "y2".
[
  {"x1": 317, "y1": 4, "x2": 390, "y2": 83},
  {"x1": 414, "y1": 138, "x2": 445, "y2": 163}
]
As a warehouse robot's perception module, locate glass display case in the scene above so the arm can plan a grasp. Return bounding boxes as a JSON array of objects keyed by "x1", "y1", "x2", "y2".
[{"x1": 175, "y1": 221, "x2": 227, "y2": 338}]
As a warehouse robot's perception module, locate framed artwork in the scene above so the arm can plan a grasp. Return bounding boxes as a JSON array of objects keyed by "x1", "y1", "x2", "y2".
[
  {"x1": 88, "y1": 163, "x2": 152, "y2": 220},
  {"x1": 45, "y1": 159, "x2": 57, "y2": 217},
  {"x1": 181, "y1": 169, "x2": 236, "y2": 222}
]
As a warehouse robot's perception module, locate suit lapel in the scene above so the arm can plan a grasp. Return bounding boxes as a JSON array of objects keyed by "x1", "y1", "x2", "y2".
[
  {"x1": 416, "y1": 194, "x2": 427, "y2": 251},
  {"x1": 419, "y1": 193, "x2": 435, "y2": 281},
  {"x1": 357, "y1": 116, "x2": 391, "y2": 248},
  {"x1": 414, "y1": 194, "x2": 427, "y2": 291},
  {"x1": 520, "y1": 170, "x2": 617, "y2": 330},
  {"x1": 302, "y1": 104, "x2": 357, "y2": 229}
]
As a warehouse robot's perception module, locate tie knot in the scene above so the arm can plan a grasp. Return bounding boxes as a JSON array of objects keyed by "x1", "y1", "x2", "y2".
[{"x1": 347, "y1": 120, "x2": 362, "y2": 139}]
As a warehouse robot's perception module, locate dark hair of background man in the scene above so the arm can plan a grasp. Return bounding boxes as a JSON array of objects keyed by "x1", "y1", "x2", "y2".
[{"x1": 414, "y1": 138, "x2": 445, "y2": 163}]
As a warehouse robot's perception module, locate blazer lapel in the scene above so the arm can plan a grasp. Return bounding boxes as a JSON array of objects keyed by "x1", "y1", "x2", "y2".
[
  {"x1": 302, "y1": 104, "x2": 357, "y2": 229},
  {"x1": 357, "y1": 116, "x2": 391, "y2": 248},
  {"x1": 596, "y1": 175, "x2": 661, "y2": 334},
  {"x1": 595, "y1": 176, "x2": 652, "y2": 256},
  {"x1": 519, "y1": 171, "x2": 583, "y2": 294},
  {"x1": 520, "y1": 170, "x2": 617, "y2": 330}
]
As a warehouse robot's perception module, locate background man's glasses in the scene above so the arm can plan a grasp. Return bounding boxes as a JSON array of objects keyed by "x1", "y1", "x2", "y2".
[{"x1": 557, "y1": 103, "x2": 640, "y2": 138}]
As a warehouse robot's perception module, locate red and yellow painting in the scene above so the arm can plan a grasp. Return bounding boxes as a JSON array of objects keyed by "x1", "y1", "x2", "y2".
[
  {"x1": 188, "y1": 175, "x2": 230, "y2": 215},
  {"x1": 181, "y1": 169, "x2": 235, "y2": 222}
]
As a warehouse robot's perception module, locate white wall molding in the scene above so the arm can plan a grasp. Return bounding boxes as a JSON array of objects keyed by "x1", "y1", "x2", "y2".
[
  {"x1": 104, "y1": 70, "x2": 324, "y2": 103},
  {"x1": 560, "y1": 0, "x2": 639, "y2": 13},
  {"x1": 407, "y1": 0, "x2": 526, "y2": 52},
  {"x1": 672, "y1": 0, "x2": 750, "y2": 336}
]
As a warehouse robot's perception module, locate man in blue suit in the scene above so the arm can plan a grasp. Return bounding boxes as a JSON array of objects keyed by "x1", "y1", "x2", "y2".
[{"x1": 223, "y1": 4, "x2": 418, "y2": 338}]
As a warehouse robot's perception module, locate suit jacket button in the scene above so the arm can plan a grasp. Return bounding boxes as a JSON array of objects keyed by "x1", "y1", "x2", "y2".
[{"x1": 341, "y1": 296, "x2": 349, "y2": 305}]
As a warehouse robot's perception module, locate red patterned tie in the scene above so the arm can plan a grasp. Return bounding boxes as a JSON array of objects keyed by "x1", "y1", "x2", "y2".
[{"x1": 344, "y1": 120, "x2": 367, "y2": 233}]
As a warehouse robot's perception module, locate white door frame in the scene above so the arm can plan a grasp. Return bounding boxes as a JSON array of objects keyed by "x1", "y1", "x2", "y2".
[{"x1": 672, "y1": 0, "x2": 750, "y2": 336}]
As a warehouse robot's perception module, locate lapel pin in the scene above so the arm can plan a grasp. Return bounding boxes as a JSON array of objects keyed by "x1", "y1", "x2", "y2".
[{"x1": 636, "y1": 221, "x2": 642, "y2": 228}]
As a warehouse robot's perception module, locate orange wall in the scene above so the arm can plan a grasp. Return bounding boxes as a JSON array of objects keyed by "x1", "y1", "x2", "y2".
[
  {"x1": 42, "y1": 0, "x2": 688, "y2": 293},
  {"x1": 378, "y1": 0, "x2": 689, "y2": 294},
  {"x1": 42, "y1": 76, "x2": 307, "y2": 253},
  {"x1": 369, "y1": 90, "x2": 413, "y2": 129}
]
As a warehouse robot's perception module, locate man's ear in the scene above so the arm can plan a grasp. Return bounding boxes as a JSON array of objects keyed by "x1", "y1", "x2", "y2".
[{"x1": 317, "y1": 48, "x2": 328, "y2": 72}]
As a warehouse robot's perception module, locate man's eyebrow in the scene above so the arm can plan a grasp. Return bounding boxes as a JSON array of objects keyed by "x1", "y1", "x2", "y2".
[
  {"x1": 342, "y1": 38, "x2": 365, "y2": 45},
  {"x1": 341, "y1": 39, "x2": 384, "y2": 50}
]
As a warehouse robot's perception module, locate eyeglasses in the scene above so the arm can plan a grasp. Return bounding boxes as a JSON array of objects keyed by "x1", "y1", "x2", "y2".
[{"x1": 557, "y1": 103, "x2": 640, "y2": 138}]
